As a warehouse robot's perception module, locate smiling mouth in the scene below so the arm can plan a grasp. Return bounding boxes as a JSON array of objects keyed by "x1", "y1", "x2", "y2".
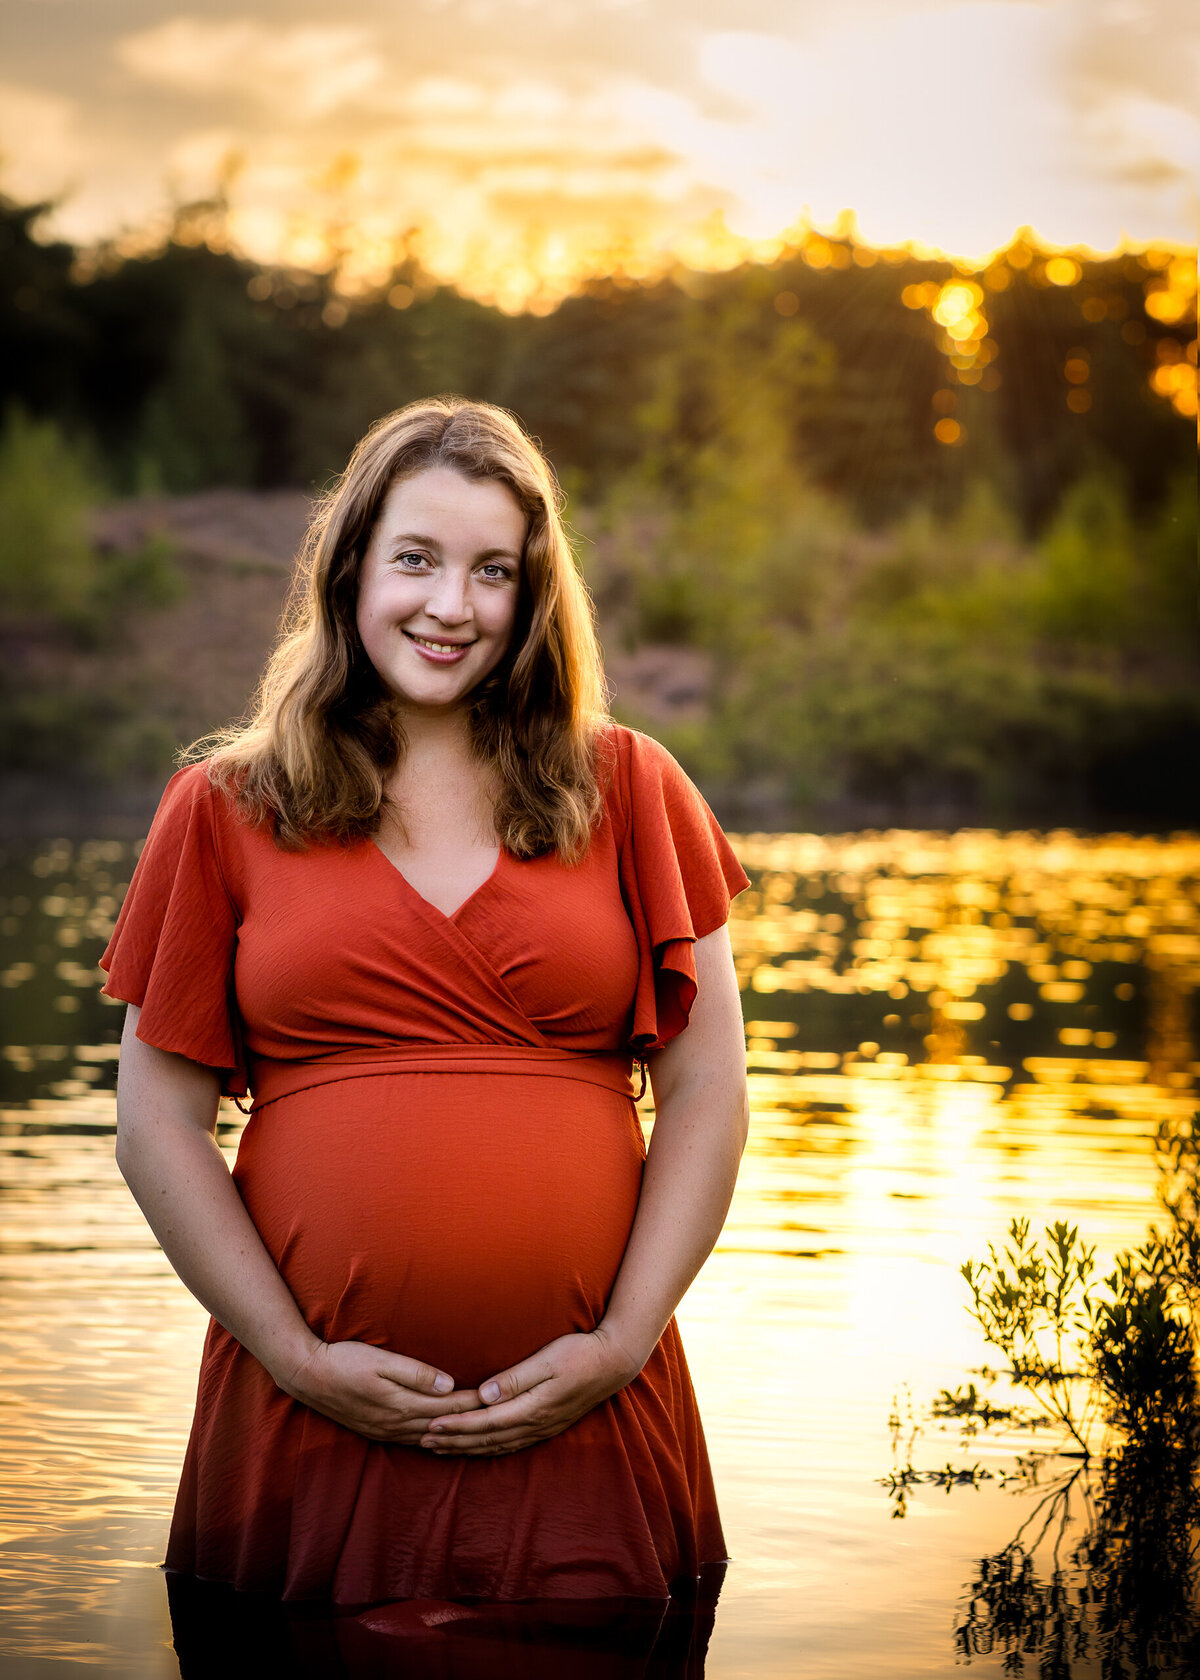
[{"x1": 404, "y1": 632, "x2": 476, "y2": 653}]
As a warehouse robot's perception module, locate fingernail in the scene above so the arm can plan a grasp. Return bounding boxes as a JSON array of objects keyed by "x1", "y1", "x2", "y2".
[
  {"x1": 433, "y1": 1373, "x2": 454, "y2": 1394},
  {"x1": 480, "y1": 1381, "x2": 500, "y2": 1403},
  {"x1": 429, "y1": 1424, "x2": 444, "y2": 1433}
]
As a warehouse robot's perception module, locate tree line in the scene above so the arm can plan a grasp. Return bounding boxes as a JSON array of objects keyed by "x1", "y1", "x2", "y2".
[{"x1": 1, "y1": 191, "x2": 1195, "y2": 827}]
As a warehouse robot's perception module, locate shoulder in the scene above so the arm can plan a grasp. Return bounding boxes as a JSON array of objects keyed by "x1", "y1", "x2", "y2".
[
  {"x1": 147, "y1": 760, "x2": 246, "y2": 842},
  {"x1": 596, "y1": 721, "x2": 685, "y2": 786},
  {"x1": 160, "y1": 758, "x2": 216, "y2": 801},
  {"x1": 140, "y1": 759, "x2": 264, "y2": 902},
  {"x1": 600, "y1": 721, "x2": 700, "y2": 786},
  {"x1": 145, "y1": 760, "x2": 218, "y2": 829},
  {"x1": 594, "y1": 721, "x2": 715, "y2": 840}
]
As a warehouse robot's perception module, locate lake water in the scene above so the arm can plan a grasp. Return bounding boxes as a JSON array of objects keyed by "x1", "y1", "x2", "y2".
[{"x1": 1, "y1": 827, "x2": 1198, "y2": 1677}]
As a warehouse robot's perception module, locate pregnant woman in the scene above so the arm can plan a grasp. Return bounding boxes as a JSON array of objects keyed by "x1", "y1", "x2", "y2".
[{"x1": 99, "y1": 396, "x2": 750, "y2": 1631}]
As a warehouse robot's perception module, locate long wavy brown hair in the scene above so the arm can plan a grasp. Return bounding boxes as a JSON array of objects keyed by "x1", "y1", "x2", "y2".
[{"x1": 192, "y1": 396, "x2": 611, "y2": 859}]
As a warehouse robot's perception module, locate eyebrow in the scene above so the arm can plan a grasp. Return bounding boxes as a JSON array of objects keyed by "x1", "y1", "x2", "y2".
[{"x1": 387, "y1": 532, "x2": 522, "y2": 562}]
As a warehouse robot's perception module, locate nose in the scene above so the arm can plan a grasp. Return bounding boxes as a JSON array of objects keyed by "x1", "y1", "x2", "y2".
[{"x1": 424, "y1": 564, "x2": 472, "y2": 626}]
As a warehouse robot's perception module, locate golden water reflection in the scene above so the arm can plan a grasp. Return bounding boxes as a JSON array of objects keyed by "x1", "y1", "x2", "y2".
[{"x1": 0, "y1": 829, "x2": 1196, "y2": 1676}]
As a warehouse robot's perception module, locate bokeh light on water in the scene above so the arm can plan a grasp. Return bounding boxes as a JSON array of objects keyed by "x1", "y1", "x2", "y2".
[{"x1": 1, "y1": 828, "x2": 1197, "y2": 1677}]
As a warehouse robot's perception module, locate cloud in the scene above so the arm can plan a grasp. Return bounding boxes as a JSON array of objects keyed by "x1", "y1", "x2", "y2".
[
  {"x1": 0, "y1": 0, "x2": 1193, "y2": 301},
  {"x1": 0, "y1": 83, "x2": 84, "y2": 205},
  {"x1": 620, "y1": 5, "x2": 1075, "y2": 254},
  {"x1": 115, "y1": 17, "x2": 385, "y2": 118},
  {"x1": 163, "y1": 129, "x2": 246, "y2": 200},
  {"x1": 610, "y1": 1, "x2": 1197, "y2": 255},
  {"x1": 1059, "y1": 0, "x2": 1200, "y2": 230}
]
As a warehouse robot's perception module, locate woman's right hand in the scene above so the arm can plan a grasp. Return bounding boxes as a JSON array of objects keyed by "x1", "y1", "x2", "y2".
[{"x1": 278, "y1": 1339, "x2": 484, "y2": 1442}]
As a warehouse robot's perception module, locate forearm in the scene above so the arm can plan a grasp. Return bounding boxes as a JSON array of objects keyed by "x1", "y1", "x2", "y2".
[
  {"x1": 118, "y1": 1078, "x2": 482, "y2": 1435},
  {"x1": 598, "y1": 1084, "x2": 747, "y2": 1372},
  {"x1": 119, "y1": 1119, "x2": 319, "y2": 1383},
  {"x1": 115, "y1": 1019, "x2": 318, "y2": 1388}
]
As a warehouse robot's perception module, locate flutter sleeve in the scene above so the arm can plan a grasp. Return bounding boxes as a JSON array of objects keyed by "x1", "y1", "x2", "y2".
[
  {"x1": 612, "y1": 727, "x2": 751, "y2": 1055},
  {"x1": 98, "y1": 762, "x2": 247, "y2": 1097}
]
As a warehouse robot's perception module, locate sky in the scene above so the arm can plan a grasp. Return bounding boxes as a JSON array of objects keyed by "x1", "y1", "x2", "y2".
[{"x1": 1, "y1": 0, "x2": 1197, "y2": 307}]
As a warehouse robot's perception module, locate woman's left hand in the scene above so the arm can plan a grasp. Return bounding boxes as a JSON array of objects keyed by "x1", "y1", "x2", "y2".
[{"x1": 418, "y1": 1327, "x2": 643, "y2": 1457}]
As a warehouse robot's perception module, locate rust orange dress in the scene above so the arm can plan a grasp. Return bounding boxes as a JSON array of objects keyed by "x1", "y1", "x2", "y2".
[{"x1": 99, "y1": 721, "x2": 749, "y2": 1607}]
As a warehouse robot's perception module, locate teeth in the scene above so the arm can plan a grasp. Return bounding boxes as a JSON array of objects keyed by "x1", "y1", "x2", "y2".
[{"x1": 411, "y1": 635, "x2": 468, "y2": 653}]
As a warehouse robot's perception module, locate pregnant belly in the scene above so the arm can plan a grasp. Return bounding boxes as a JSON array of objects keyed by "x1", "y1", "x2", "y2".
[{"x1": 232, "y1": 1071, "x2": 646, "y2": 1389}]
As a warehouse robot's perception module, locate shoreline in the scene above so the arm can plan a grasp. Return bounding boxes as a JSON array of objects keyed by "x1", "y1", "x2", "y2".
[{"x1": 1, "y1": 772, "x2": 1194, "y2": 844}]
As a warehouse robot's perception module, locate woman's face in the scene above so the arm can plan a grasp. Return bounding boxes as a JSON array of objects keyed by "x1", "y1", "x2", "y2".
[{"x1": 355, "y1": 466, "x2": 526, "y2": 717}]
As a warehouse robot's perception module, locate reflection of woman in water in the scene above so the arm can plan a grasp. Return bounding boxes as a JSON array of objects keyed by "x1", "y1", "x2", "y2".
[{"x1": 100, "y1": 396, "x2": 750, "y2": 1672}]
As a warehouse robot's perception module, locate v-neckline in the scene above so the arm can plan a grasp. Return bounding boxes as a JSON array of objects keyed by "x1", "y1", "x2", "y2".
[{"x1": 367, "y1": 838, "x2": 506, "y2": 923}]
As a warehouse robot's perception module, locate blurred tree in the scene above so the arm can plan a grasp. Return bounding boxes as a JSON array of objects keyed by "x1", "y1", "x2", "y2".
[
  {"x1": 0, "y1": 197, "x2": 90, "y2": 429},
  {"x1": 136, "y1": 302, "x2": 251, "y2": 491},
  {"x1": 0, "y1": 407, "x2": 100, "y2": 619}
]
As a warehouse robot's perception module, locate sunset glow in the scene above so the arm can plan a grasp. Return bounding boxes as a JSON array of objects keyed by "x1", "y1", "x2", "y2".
[{"x1": 1, "y1": 1, "x2": 1196, "y2": 316}]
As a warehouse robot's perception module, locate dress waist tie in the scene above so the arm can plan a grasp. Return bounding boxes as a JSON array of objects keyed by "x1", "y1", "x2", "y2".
[{"x1": 244, "y1": 1043, "x2": 646, "y2": 1115}]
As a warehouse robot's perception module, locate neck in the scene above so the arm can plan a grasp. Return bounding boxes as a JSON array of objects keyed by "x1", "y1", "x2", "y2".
[
  {"x1": 393, "y1": 702, "x2": 476, "y2": 763},
  {"x1": 384, "y1": 703, "x2": 498, "y2": 838}
]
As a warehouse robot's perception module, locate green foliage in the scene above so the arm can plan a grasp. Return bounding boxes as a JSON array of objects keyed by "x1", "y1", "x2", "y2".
[
  {"x1": 0, "y1": 685, "x2": 114, "y2": 774},
  {"x1": 0, "y1": 407, "x2": 101, "y2": 620},
  {"x1": 136, "y1": 306, "x2": 251, "y2": 492},
  {"x1": 587, "y1": 275, "x2": 840, "y2": 659},
  {"x1": 961, "y1": 1218, "x2": 1099, "y2": 1454},
  {"x1": 591, "y1": 426, "x2": 1199, "y2": 825},
  {"x1": 1156, "y1": 1111, "x2": 1200, "y2": 1317},
  {"x1": 627, "y1": 273, "x2": 834, "y2": 503},
  {"x1": 891, "y1": 1127, "x2": 1200, "y2": 1664},
  {"x1": 930, "y1": 1384, "x2": 1022, "y2": 1426},
  {"x1": 0, "y1": 406, "x2": 183, "y2": 779},
  {"x1": 1144, "y1": 467, "x2": 1200, "y2": 647},
  {"x1": 961, "y1": 1215, "x2": 1199, "y2": 1457},
  {"x1": 1034, "y1": 472, "x2": 1145, "y2": 646},
  {"x1": 0, "y1": 407, "x2": 180, "y2": 629},
  {"x1": 881, "y1": 1461, "x2": 995, "y2": 1510},
  {"x1": 1090, "y1": 1246, "x2": 1198, "y2": 1442},
  {"x1": 92, "y1": 532, "x2": 180, "y2": 616}
]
